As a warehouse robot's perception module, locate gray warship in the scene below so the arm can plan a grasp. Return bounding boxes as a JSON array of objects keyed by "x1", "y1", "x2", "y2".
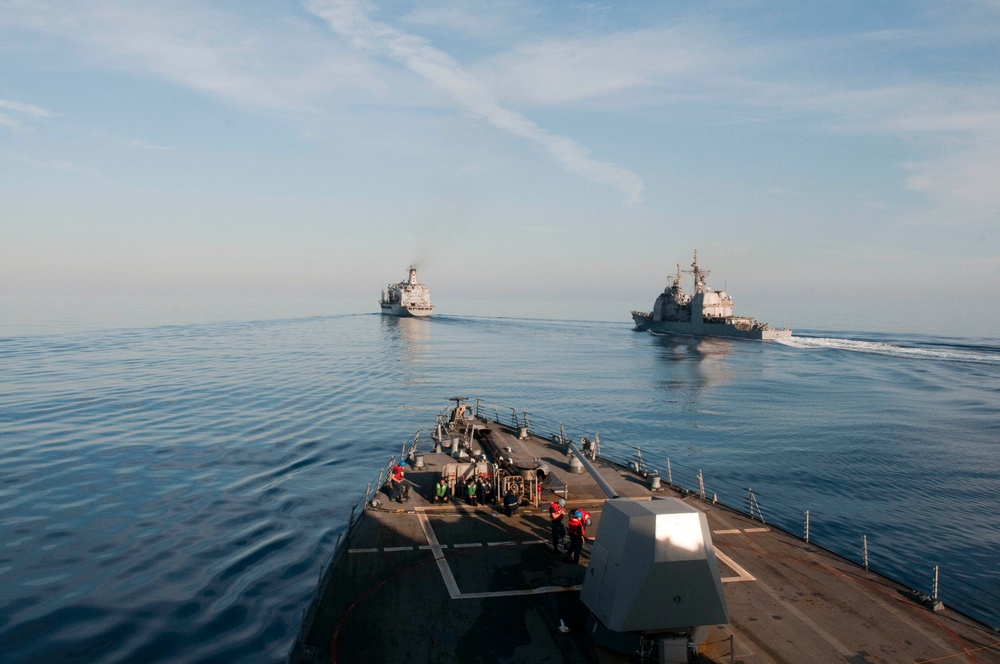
[
  {"x1": 379, "y1": 266, "x2": 434, "y2": 317},
  {"x1": 632, "y1": 251, "x2": 790, "y2": 340},
  {"x1": 287, "y1": 397, "x2": 999, "y2": 664}
]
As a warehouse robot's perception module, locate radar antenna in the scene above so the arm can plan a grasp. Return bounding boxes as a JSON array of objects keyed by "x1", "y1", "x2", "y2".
[
  {"x1": 683, "y1": 250, "x2": 711, "y2": 293},
  {"x1": 669, "y1": 263, "x2": 684, "y2": 290}
]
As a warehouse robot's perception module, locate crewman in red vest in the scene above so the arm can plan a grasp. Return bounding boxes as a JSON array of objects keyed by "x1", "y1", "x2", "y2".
[
  {"x1": 389, "y1": 464, "x2": 406, "y2": 503},
  {"x1": 548, "y1": 499, "x2": 567, "y2": 552},
  {"x1": 564, "y1": 509, "x2": 589, "y2": 563}
]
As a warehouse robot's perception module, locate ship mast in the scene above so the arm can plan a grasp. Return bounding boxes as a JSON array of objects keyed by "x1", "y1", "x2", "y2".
[{"x1": 683, "y1": 250, "x2": 710, "y2": 294}]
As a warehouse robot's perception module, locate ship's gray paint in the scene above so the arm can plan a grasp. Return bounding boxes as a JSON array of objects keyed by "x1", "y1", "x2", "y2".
[{"x1": 632, "y1": 251, "x2": 790, "y2": 340}]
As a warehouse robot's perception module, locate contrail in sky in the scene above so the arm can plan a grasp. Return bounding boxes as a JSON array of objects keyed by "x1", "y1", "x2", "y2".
[{"x1": 305, "y1": 0, "x2": 645, "y2": 205}]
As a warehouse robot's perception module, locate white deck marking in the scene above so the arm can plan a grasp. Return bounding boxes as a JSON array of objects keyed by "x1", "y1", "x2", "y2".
[
  {"x1": 713, "y1": 529, "x2": 741, "y2": 535},
  {"x1": 417, "y1": 511, "x2": 462, "y2": 599},
  {"x1": 744, "y1": 527, "x2": 770, "y2": 533},
  {"x1": 413, "y1": 510, "x2": 759, "y2": 598},
  {"x1": 716, "y1": 550, "x2": 756, "y2": 583},
  {"x1": 748, "y1": 568, "x2": 856, "y2": 657},
  {"x1": 359, "y1": 533, "x2": 753, "y2": 588},
  {"x1": 416, "y1": 511, "x2": 582, "y2": 598}
]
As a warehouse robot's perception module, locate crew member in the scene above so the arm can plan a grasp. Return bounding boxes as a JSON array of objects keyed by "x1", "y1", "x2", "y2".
[
  {"x1": 548, "y1": 498, "x2": 567, "y2": 553},
  {"x1": 389, "y1": 463, "x2": 406, "y2": 503},
  {"x1": 433, "y1": 478, "x2": 450, "y2": 503},
  {"x1": 503, "y1": 488, "x2": 520, "y2": 517},
  {"x1": 565, "y1": 509, "x2": 588, "y2": 564}
]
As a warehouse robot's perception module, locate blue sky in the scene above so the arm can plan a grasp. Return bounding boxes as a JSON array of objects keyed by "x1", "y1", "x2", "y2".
[{"x1": 2, "y1": 1, "x2": 998, "y2": 335}]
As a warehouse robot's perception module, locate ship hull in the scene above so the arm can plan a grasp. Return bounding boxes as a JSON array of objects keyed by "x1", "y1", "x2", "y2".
[
  {"x1": 380, "y1": 303, "x2": 433, "y2": 317},
  {"x1": 631, "y1": 311, "x2": 790, "y2": 340}
]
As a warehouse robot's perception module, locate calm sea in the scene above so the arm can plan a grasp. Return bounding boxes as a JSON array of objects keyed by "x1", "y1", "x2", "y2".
[{"x1": 2, "y1": 305, "x2": 998, "y2": 662}]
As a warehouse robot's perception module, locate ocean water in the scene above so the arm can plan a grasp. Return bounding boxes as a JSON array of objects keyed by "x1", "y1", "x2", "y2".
[{"x1": 1, "y1": 308, "x2": 998, "y2": 662}]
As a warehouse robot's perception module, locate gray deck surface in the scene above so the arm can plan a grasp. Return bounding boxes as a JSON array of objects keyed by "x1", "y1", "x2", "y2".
[{"x1": 292, "y1": 418, "x2": 1000, "y2": 664}]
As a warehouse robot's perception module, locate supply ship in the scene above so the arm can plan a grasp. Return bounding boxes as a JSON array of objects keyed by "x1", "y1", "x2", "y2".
[
  {"x1": 632, "y1": 251, "x2": 790, "y2": 340},
  {"x1": 379, "y1": 266, "x2": 434, "y2": 317},
  {"x1": 287, "y1": 397, "x2": 1000, "y2": 664}
]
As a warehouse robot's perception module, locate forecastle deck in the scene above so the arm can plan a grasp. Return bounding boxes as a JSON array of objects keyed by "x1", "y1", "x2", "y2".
[{"x1": 289, "y1": 404, "x2": 1000, "y2": 663}]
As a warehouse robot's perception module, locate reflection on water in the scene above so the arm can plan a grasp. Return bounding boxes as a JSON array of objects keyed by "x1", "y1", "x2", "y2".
[
  {"x1": 650, "y1": 334, "x2": 734, "y2": 393},
  {"x1": 379, "y1": 315, "x2": 431, "y2": 372}
]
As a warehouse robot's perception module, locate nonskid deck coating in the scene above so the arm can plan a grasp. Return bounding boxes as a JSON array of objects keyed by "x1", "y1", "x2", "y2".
[{"x1": 292, "y1": 417, "x2": 1000, "y2": 664}]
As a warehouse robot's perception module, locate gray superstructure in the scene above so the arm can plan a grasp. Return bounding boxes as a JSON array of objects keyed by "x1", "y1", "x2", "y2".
[
  {"x1": 632, "y1": 251, "x2": 790, "y2": 340},
  {"x1": 379, "y1": 266, "x2": 434, "y2": 317}
]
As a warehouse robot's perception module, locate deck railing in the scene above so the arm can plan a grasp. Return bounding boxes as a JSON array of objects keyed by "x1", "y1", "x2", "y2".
[{"x1": 291, "y1": 430, "x2": 425, "y2": 661}]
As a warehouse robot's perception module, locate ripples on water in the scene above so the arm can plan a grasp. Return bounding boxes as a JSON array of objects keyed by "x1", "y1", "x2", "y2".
[{"x1": 1, "y1": 314, "x2": 998, "y2": 662}]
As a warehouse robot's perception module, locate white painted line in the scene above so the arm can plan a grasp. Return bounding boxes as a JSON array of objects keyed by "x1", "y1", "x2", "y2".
[
  {"x1": 744, "y1": 527, "x2": 770, "y2": 533},
  {"x1": 348, "y1": 548, "x2": 379, "y2": 554},
  {"x1": 487, "y1": 541, "x2": 517, "y2": 547},
  {"x1": 383, "y1": 546, "x2": 413, "y2": 552},
  {"x1": 453, "y1": 543, "x2": 482, "y2": 549},
  {"x1": 743, "y1": 562, "x2": 855, "y2": 657},
  {"x1": 417, "y1": 511, "x2": 462, "y2": 599},
  {"x1": 716, "y1": 549, "x2": 756, "y2": 583},
  {"x1": 417, "y1": 512, "x2": 589, "y2": 600},
  {"x1": 713, "y1": 529, "x2": 741, "y2": 535}
]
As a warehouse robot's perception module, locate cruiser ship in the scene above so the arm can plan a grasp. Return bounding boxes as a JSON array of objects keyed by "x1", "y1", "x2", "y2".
[
  {"x1": 632, "y1": 251, "x2": 790, "y2": 340},
  {"x1": 379, "y1": 266, "x2": 434, "y2": 317}
]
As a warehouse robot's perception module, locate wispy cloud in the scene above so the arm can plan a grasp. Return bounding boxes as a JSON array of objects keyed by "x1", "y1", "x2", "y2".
[
  {"x1": 0, "y1": 99, "x2": 55, "y2": 117},
  {"x1": 477, "y1": 15, "x2": 1000, "y2": 220},
  {"x1": 0, "y1": 1, "x2": 380, "y2": 114},
  {"x1": 3, "y1": 0, "x2": 997, "y2": 218},
  {"x1": 474, "y1": 29, "x2": 709, "y2": 107},
  {"x1": 305, "y1": 0, "x2": 645, "y2": 205},
  {"x1": 128, "y1": 138, "x2": 178, "y2": 151},
  {"x1": 0, "y1": 98, "x2": 55, "y2": 132}
]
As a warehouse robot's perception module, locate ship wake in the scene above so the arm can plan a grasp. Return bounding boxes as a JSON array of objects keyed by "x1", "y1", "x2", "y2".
[{"x1": 775, "y1": 336, "x2": 1000, "y2": 364}]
